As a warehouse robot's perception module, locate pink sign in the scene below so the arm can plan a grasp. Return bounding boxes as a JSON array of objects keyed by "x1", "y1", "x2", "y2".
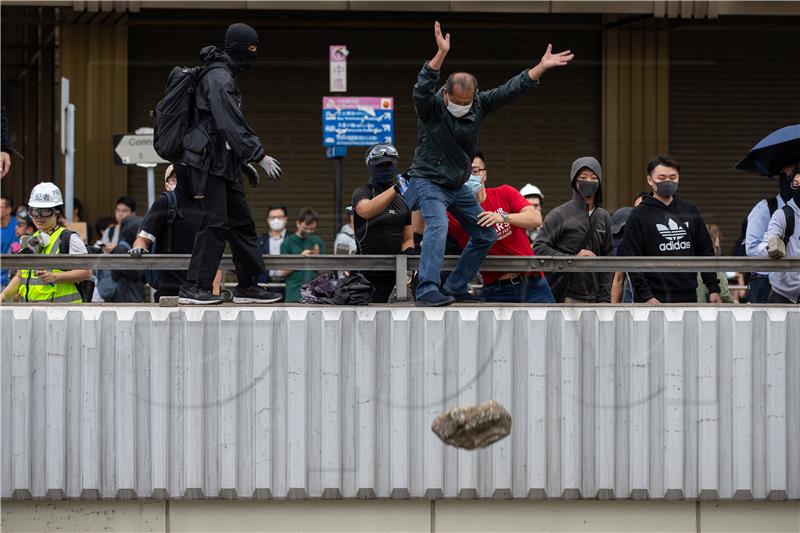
[{"x1": 322, "y1": 96, "x2": 394, "y2": 111}]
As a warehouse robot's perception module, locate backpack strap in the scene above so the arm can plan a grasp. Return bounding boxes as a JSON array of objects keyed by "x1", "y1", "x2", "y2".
[
  {"x1": 58, "y1": 228, "x2": 75, "y2": 256},
  {"x1": 781, "y1": 205, "x2": 795, "y2": 245},
  {"x1": 163, "y1": 190, "x2": 178, "y2": 253},
  {"x1": 767, "y1": 196, "x2": 778, "y2": 216}
]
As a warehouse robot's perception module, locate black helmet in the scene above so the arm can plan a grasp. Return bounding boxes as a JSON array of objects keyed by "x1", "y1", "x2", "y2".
[{"x1": 365, "y1": 143, "x2": 399, "y2": 167}]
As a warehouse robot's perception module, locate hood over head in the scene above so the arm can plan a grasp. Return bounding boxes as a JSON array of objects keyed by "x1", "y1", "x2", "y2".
[{"x1": 570, "y1": 156, "x2": 604, "y2": 206}]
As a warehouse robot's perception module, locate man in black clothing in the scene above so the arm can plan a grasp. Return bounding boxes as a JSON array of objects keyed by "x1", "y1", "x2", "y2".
[
  {"x1": 619, "y1": 154, "x2": 722, "y2": 304},
  {"x1": 129, "y1": 165, "x2": 204, "y2": 301},
  {"x1": 352, "y1": 144, "x2": 414, "y2": 303},
  {"x1": 1, "y1": 102, "x2": 12, "y2": 179},
  {"x1": 178, "y1": 22, "x2": 283, "y2": 305}
]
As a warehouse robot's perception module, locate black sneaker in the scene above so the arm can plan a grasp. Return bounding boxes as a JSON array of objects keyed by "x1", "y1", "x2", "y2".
[
  {"x1": 233, "y1": 285, "x2": 283, "y2": 304},
  {"x1": 415, "y1": 290, "x2": 455, "y2": 307},
  {"x1": 178, "y1": 285, "x2": 223, "y2": 305}
]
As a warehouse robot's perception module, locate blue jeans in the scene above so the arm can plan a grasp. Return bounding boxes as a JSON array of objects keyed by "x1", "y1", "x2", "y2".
[
  {"x1": 481, "y1": 274, "x2": 556, "y2": 303},
  {"x1": 404, "y1": 178, "x2": 497, "y2": 298}
]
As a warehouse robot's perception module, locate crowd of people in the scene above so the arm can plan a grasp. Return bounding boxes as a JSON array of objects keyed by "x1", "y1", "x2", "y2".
[{"x1": 1, "y1": 21, "x2": 798, "y2": 306}]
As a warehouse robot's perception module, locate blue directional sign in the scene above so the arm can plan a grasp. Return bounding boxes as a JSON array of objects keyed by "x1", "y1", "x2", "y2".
[{"x1": 322, "y1": 96, "x2": 394, "y2": 147}]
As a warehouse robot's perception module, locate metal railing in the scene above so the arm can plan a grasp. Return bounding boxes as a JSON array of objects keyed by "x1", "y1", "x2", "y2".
[{"x1": 3, "y1": 254, "x2": 797, "y2": 301}]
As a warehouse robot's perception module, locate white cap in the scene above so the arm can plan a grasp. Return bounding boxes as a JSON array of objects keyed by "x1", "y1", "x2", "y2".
[
  {"x1": 28, "y1": 182, "x2": 64, "y2": 208},
  {"x1": 164, "y1": 164, "x2": 175, "y2": 182},
  {"x1": 519, "y1": 183, "x2": 544, "y2": 199}
]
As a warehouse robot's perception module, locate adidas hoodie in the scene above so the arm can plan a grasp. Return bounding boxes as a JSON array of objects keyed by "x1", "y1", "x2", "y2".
[{"x1": 619, "y1": 193, "x2": 720, "y2": 303}]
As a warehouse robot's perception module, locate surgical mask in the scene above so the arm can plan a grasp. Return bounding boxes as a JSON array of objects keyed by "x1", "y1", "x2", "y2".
[
  {"x1": 576, "y1": 179, "x2": 599, "y2": 198},
  {"x1": 653, "y1": 180, "x2": 678, "y2": 198},
  {"x1": 268, "y1": 218, "x2": 286, "y2": 232},
  {"x1": 465, "y1": 174, "x2": 484, "y2": 195},
  {"x1": 446, "y1": 99, "x2": 472, "y2": 118}
]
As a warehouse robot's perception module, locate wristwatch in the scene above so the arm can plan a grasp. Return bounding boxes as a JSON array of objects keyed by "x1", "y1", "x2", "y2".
[{"x1": 499, "y1": 209, "x2": 510, "y2": 224}]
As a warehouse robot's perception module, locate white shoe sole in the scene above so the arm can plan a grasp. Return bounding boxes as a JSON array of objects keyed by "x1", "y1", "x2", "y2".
[
  {"x1": 232, "y1": 296, "x2": 283, "y2": 304},
  {"x1": 178, "y1": 297, "x2": 224, "y2": 305}
]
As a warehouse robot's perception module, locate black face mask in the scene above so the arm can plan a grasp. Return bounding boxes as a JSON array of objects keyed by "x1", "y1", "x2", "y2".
[
  {"x1": 576, "y1": 179, "x2": 599, "y2": 198},
  {"x1": 778, "y1": 168, "x2": 799, "y2": 202},
  {"x1": 793, "y1": 185, "x2": 800, "y2": 206},
  {"x1": 368, "y1": 163, "x2": 397, "y2": 191},
  {"x1": 224, "y1": 23, "x2": 259, "y2": 71}
]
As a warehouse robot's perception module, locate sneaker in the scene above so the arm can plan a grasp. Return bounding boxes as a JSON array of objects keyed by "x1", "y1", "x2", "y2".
[
  {"x1": 415, "y1": 290, "x2": 455, "y2": 307},
  {"x1": 448, "y1": 291, "x2": 485, "y2": 304},
  {"x1": 178, "y1": 285, "x2": 223, "y2": 305},
  {"x1": 233, "y1": 285, "x2": 283, "y2": 304}
]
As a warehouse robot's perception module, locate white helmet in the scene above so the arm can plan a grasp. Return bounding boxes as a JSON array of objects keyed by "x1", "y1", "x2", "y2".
[
  {"x1": 28, "y1": 182, "x2": 64, "y2": 208},
  {"x1": 519, "y1": 183, "x2": 544, "y2": 199}
]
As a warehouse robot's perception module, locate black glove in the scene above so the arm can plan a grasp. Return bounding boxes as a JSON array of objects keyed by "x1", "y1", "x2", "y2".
[
  {"x1": 242, "y1": 163, "x2": 260, "y2": 188},
  {"x1": 128, "y1": 247, "x2": 149, "y2": 258},
  {"x1": 401, "y1": 247, "x2": 420, "y2": 255}
]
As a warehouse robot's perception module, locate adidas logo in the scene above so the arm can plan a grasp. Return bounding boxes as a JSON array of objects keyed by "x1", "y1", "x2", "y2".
[{"x1": 656, "y1": 218, "x2": 691, "y2": 251}]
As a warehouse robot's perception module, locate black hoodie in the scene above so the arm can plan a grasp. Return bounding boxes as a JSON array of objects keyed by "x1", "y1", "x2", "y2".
[
  {"x1": 181, "y1": 46, "x2": 265, "y2": 184},
  {"x1": 619, "y1": 193, "x2": 720, "y2": 303}
]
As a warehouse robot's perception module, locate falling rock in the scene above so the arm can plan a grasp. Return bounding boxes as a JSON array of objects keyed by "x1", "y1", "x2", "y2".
[{"x1": 431, "y1": 400, "x2": 512, "y2": 450}]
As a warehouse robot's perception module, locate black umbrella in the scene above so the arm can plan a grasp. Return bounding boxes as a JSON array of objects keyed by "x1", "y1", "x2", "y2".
[{"x1": 734, "y1": 124, "x2": 800, "y2": 177}]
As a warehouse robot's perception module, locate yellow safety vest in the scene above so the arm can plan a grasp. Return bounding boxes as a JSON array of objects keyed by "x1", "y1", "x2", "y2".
[{"x1": 18, "y1": 227, "x2": 82, "y2": 304}]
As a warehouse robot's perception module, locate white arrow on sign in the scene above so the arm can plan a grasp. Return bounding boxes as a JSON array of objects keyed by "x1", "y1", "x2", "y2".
[{"x1": 114, "y1": 134, "x2": 168, "y2": 165}]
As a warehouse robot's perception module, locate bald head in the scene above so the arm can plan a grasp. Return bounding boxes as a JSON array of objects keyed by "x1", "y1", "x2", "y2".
[{"x1": 444, "y1": 72, "x2": 477, "y2": 105}]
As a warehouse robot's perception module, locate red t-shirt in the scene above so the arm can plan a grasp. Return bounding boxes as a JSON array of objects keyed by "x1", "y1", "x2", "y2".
[{"x1": 447, "y1": 184, "x2": 541, "y2": 286}]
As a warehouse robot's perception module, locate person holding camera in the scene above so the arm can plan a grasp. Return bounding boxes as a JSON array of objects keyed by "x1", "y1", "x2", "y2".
[{"x1": 0, "y1": 182, "x2": 91, "y2": 303}]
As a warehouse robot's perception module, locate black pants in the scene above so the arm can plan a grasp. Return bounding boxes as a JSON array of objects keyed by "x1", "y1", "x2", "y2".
[
  {"x1": 187, "y1": 170, "x2": 264, "y2": 288},
  {"x1": 768, "y1": 289, "x2": 798, "y2": 304},
  {"x1": 364, "y1": 272, "x2": 396, "y2": 303},
  {"x1": 746, "y1": 275, "x2": 771, "y2": 303}
]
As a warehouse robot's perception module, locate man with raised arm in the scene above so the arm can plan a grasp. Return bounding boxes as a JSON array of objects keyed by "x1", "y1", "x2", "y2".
[{"x1": 402, "y1": 21, "x2": 573, "y2": 306}]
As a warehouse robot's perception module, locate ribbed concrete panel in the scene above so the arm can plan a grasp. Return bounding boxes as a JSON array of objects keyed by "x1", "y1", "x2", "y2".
[{"x1": 1, "y1": 307, "x2": 798, "y2": 501}]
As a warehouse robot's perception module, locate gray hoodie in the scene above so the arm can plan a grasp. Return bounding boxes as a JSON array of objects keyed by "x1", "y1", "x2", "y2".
[{"x1": 533, "y1": 157, "x2": 613, "y2": 302}]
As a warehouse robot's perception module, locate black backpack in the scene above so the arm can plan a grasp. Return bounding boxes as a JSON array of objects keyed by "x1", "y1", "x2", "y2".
[
  {"x1": 152, "y1": 63, "x2": 226, "y2": 162},
  {"x1": 57, "y1": 229, "x2": 95, "y2": 302},
  {"x1": 144, "y1": 190, "x2": 180, "y2": 290}
]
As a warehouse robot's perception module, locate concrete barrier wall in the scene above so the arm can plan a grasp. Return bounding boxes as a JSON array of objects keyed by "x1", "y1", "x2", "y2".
[
  {"x1": 3, "y1": 500, "x2": 799, "y2": 533},
  {"x1": 1, "y1": 306, "x2": 798, "y2": 500}
]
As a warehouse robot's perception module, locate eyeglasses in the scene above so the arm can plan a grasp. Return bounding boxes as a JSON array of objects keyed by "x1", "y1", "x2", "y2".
[
  {"x1": 365, "y1": 144, "x2": 399, "y2": 165},
  {"x1": 472, "y1": 167, "x2": 486, "y2": 174},
  {"x1": 29, "y1": 207, "x2": 55, "y2": 218}
]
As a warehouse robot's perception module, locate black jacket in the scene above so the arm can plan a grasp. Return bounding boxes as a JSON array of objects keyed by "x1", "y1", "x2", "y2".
[
  {"x1": 139, "y1": 171, "x2": 203, "y2": 298},
  {"x1": 408, "y1": 62, "x2": 539, "y2": 189},
  {"x1": 182, "y1": 46, "x2": 265, "y2": 181},
  {"x1": 619, "y1": 194, "x2": 720, "y2": 303}
]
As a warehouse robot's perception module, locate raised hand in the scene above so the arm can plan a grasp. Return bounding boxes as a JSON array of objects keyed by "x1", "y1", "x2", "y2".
[
  {"x1": 539, "y1": 44, "x2": 574, "y2": 70},
  {"x1": 434, "y1": 21, "x2": 450, "y2": 54}
]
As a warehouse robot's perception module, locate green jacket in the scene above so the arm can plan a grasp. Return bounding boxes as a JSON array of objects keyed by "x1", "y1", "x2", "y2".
[
  {"x1": 408, "y1": 62, "x2": 539, "y2": 189},
  {"x1": 696, "y1": 272, "x2": 733, "y2": 303}
]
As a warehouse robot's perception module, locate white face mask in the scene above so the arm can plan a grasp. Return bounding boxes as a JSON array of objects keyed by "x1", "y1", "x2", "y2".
[
  {"x1": 268, "y1": 218, "x2": 286, "y2": 232},
  {"x1": 465, "y1": 174, "x2": 484, "y2": 195},
  {"x1": 446, "y1": 99, "x2": 472, "y2": 118}
]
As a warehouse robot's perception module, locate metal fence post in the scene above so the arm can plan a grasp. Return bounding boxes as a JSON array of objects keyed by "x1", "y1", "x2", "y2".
[{"x1": 395, "y1": 254, "x2": 408, "y2": 301}]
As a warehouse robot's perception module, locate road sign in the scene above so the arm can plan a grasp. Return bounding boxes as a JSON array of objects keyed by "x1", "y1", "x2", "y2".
[
  {"x1": 329, "y1": 45, "x2": 348, "y2": 93},
  {"x1": 322, "y1": 96, "x2": 394, "y2": 147},
  {"x1": 113, "y1": 133, "x2": 168, "y2": 166}
]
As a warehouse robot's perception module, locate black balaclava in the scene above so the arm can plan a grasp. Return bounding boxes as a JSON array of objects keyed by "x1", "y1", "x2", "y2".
[
  {"x1": 224, "y1": 23, "x2": 259, "y2": 71},
  {"x1": 778, "y1": 166, "x2": 799, "y2": 202},
  {"x1": 368, "y1": 162, "x2": 398, "y2": 191}
]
